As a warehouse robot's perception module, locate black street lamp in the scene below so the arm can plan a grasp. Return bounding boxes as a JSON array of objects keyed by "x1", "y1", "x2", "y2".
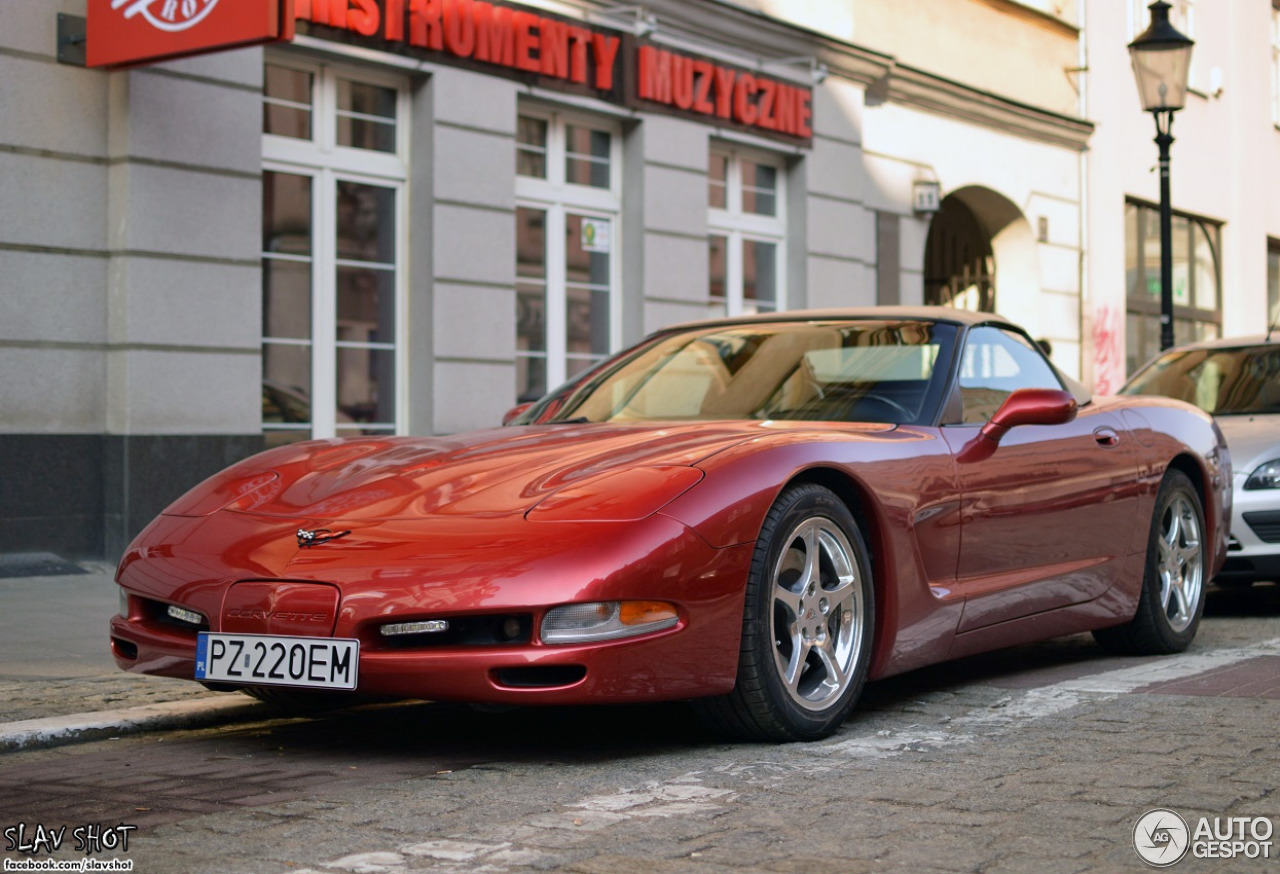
[{"x1": 1129, "y1": 1, "x2": 1194, "y2": 351}]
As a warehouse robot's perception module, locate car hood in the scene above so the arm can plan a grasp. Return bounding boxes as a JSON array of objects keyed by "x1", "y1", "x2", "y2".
[
  {"x1": 165, "y1": 421, "x2": 889, "y2": 522},
  {"x1": 1213, "y1": 414, "x2": 1280, "y2": 475}
]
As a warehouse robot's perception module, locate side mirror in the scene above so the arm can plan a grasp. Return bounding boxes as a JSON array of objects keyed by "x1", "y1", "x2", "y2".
[
  {"x1": 502, "y1": 402, "x2": 534, "y2": 426},
  {"x1": 980, "y1": 388, "x2": 1077, "y2": 444}
]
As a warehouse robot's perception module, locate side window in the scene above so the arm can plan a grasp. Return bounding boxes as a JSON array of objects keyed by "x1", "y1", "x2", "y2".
[{"x1": 958, "y1": 327, "x2": 1062, "y2": 424}]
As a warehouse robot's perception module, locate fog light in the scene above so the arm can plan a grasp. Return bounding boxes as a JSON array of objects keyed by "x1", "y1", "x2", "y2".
[
  {"x1": 381, "y1": 619, "x2": 449, "y2": 637},
  {"x1": 541, "y1": 600, "x2": 678, "y2": 644},
  {"x1": 166, "y1": 604, "x2": 204, "y2": 627}
]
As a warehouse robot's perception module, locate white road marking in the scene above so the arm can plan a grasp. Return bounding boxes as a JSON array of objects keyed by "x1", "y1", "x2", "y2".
[
  {"x1": 1047, "y1": 638, "x2": 1280, "y2": 695},
  {"x1": 401, "y1": 841, "x2": 510, "y2": 862},
  {"x1": 826, "y1": 728, "x2": 968, "y2": 758},
  {"x1": 824, "y1": 638, "x2": 1280, "y2": 754},
  {"x1": 568, "y1": 781, "x2": 734, "y2": 813},
  {"x1": 315, "y1": 851, "x2": 406, "y2": 873}
]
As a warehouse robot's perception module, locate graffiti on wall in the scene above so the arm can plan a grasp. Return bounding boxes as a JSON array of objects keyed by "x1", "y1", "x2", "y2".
[{"x1": 1093, "y1": 304, "x2": 1123, "y2": 396}]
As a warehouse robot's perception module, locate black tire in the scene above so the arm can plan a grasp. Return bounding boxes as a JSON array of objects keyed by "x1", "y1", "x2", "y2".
[
  {"x1": 1093, "y1": 469, "x2": 1206, "y2": 655},
  {"x1": 696, "y1": 483, "x2": 874, "y2": 742}
]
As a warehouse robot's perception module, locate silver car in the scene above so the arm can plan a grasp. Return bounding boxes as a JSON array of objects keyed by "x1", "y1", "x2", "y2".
[{"x1": 1121, "y1": 335, "x2": 1280, "y2": 584}]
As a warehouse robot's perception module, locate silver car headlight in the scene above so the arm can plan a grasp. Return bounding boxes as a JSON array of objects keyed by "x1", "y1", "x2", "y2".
[{"x1": 1244, "y1": 459, "x2": 1280, "y2": 491}]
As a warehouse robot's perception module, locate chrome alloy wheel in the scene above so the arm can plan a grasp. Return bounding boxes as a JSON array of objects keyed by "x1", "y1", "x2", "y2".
[
  {"x1": 1092, "y1": 469, "x2": 1205, "y2": 656},
  {"x1": 768, "y1": 516, "x2": 867, "y2": 712},
  {"x1": 1157, "y1": 491, "x2": 1204, "y2": 633}
]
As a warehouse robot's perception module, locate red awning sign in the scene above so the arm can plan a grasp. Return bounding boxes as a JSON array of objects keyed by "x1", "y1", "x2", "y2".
[{"x1": 87, "y1": 0, "x2": 294, "y2": 69}]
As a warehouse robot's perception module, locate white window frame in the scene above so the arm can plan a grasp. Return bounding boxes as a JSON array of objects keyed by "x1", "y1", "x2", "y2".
[
  {"x1": 708, "y1": 145, "x2": 787, "y2": 316},
  {"x1": 515, "y1": 106, "x2": 622, "y2": 395},
  {"x1": 1272, "y1": 6, "x2": 1280, "y2": 126},
  {"x1": 262, "y1": 56, "x2": 410, "y2": 440}
]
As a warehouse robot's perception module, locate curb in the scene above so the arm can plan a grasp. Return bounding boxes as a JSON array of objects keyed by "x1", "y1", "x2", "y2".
[{"x1": 0, "y1": 698, "x2": 269, "y2": 753}]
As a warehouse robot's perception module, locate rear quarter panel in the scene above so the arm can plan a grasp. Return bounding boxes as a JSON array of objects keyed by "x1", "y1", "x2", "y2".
[{"x1": 1107, "y1": 395, "x2": 1231, "y2": 584}]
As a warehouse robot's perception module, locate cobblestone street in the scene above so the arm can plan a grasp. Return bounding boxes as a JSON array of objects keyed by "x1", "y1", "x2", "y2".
[{"x1": 4, "y1": 575, "x2": 1280, "y2": 874}]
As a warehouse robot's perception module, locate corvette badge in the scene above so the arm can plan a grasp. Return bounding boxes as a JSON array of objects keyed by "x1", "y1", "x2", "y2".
[{"x1": 296, "y1": 528, "x2": 351, "y2": 548}]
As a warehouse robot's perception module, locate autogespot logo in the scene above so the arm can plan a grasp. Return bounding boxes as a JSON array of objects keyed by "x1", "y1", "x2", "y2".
[
  {"x1": 110, "y1": 0, "x2": 220, "y2": 33},
  {"x1": 1134, "y1": 809, "x2": 1191, "y2": 867}
]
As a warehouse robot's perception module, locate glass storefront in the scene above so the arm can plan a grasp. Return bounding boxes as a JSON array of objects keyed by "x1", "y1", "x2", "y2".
[
  {"x1": 707, "y1": 147, "x2": 784, "y2": 318},
  {"x1": 1124, "y1": 199, "x2": 1222, "y2": 374},
  {"x1": 515, "y1": 109, "x2": 620, "y2": 402},
  {"x1": 261, "y1": 60, "x2": 407, "y2": 445}
]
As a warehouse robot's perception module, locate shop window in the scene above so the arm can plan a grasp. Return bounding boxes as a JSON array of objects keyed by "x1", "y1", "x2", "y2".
[
  {"x1": 263, "y1": 65, "x2": 313, "y2": 139},
  {"x1": 516, "y1": 116, "x2": 548, "y2": 178},
  {"x1": 708, "y1": 146, "x2": 785, "y2": 318},
  {"x1": 261, "y1": 60, "x2": 407, "y2": 446},
  {"x1": 515, "y1": 109, "x2": 620, "y2": 402},
  {"x1": 1268, "y1": 239, "x2": 1280, "y2": 331},
  {"x1": 336, "y1": 79, "x2": 397, "y2": 152},
  {"x1": 565, "y1": 125, "x2": 612, "y2": 188},
  {"x1": 1124, "y1": 200, "x2": 1221, "y2": 374}
]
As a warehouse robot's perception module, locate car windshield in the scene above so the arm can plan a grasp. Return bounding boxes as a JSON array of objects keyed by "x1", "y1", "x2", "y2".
[
  {"x1": 539, "y1": 319, "x2": 957, "y2": 424},
  {"x1": 1123, "y1": 344, "x2": 1280, "y2": 415}
]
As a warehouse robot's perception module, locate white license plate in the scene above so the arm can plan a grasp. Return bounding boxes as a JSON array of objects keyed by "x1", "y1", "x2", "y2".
[{"x1": 195, "y1": 632, "x2": 359, "y2": 690}]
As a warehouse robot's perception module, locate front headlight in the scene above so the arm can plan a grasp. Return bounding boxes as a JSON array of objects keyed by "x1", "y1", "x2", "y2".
[
  {"x1": 541, "y1": 601, "x2": 679, "y2": 644},
  {"x1": 1244, "y1": 460, "x2": 1280, "y2": 490}
]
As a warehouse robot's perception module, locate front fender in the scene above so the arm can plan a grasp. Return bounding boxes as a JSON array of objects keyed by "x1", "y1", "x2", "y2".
[{"x1": 659, "y1": 424, "x2": 964, "y2": 681}]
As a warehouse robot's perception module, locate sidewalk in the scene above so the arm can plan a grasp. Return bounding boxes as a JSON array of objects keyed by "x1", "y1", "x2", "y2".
[{"x1": 0, "y1": 560, "x2": 264, "y2": 750}]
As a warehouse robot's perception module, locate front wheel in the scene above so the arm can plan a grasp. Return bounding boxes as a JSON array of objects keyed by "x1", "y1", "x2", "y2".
[
  {"x1": 696, "y1": 484, "x2": 874, "y2": 742},
  {"x1": 1093, "y1": 469, "x2": 1206, "y2": 655}
]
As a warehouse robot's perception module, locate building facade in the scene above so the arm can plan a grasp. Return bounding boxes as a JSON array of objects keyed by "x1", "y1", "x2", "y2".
[
  {"x1": 1083, "y1": 0, "x2": 1280, "y2": 394},
  {"x1": 3, "y1": 0, "x2": 1096, "y2": 558}
]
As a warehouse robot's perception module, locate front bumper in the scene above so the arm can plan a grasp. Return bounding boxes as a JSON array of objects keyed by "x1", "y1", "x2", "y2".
[
  {"x1": 110, "y1": 512, "x2": 754, "y2": 704},
  {"x1": 1217, "y1": 477, "x2": 1280, "y2": 583}
]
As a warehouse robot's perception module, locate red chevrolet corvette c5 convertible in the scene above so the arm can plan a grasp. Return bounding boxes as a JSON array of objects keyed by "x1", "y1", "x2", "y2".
[{"x1": 110, "y1": 308, "x2": 1232, "y2": 741}]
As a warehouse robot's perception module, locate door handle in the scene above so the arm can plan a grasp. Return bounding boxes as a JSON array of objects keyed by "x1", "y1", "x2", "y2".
[{"x1": 1094, "y1": 427, "x2": 1120, "y2": 447}]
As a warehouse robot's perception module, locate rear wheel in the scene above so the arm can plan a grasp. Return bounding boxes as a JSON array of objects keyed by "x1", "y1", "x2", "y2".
[
  {"x1": 1093, "y1": 469, "x2": 1206, "y2": 655},
  {"x1": 697, "y1": 483, "x2": 874, "y2": 742}
]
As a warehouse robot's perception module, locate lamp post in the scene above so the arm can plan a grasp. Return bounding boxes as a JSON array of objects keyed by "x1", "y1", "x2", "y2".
[{"x1": 1129, "y1": 1, "x2": 1194, "y2": 351}]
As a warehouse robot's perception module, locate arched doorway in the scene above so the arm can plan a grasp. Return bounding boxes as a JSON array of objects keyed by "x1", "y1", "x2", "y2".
[
  {"x1": 922, "y1": 187, "x2": 1038, "y2": 321},
  {"x1": 924, "y1": 196, "x2": 994, "y2": 311}
]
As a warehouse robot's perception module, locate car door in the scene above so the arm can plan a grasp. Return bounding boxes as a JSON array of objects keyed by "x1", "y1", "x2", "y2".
[{"x1": 940, "y1": 326, "x2": 1141, "y2": 633}]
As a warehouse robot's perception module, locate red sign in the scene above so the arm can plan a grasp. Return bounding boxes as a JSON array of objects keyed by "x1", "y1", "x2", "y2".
[
  {"x1": 87, "y1": 0, "x2": 295, "y2": 69},
  {"x1": 297, "y1": 0, "x2": 621, "y2": 91},
  {"x1": 86, "y1": 0, "x2": 812, "y2": 144},
  {"x1": 636, "y1": 45, "x2": 811, "y2": 140},
  {"x1": 295, "y1": 0, "x2": 812, "y2": 144}
]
